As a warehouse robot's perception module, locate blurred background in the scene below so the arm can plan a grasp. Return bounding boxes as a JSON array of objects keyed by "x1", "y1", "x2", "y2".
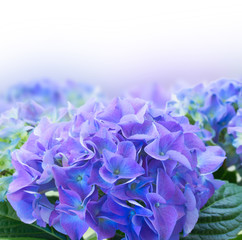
[{"x1": 0, "y1": 0, "x2": 242, "y2": 97}]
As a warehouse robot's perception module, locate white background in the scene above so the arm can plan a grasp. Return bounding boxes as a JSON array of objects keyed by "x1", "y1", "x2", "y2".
[{"x1": 0, "y1": 1, "x2": 242, "y2": 96}]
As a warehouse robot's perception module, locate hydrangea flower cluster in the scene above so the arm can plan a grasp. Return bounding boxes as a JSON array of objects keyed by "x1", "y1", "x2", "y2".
[
  {"x1": 168, "y1": 79, "x2": 242, "y2": 173},
  {"x1": 228, "y1": 108, "x2": 242, "y2": 176},
  {"x1": 7, "y1": 97, "x2": 226, "y2": 240},
  {"x1": 1, "y1": 79, "x2": 101, "y2": 111},
  {"x1": 0, "y1": 104, "x2": 36, "y2": 201},
  {"x1": 0, "y1": 80, "x2": 99, "y2": 201},
  {"x1": 0, "y1": 100, "x2": 74, "y2": 201}
]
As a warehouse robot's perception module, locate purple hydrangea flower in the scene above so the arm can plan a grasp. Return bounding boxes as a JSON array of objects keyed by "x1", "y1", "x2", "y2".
[
  {"x1": 0, "y1": 80, "x2": 99, "y2": 201},
  {"x1": 0, "y1": 106, "x2": 34, "y2": 201},
  {"x1": 8, "y1": 97, "x2": 225, "y2": 240},
  {"x1": 168, "y1": 79, "x2": 242, "y2": 173},
  {"x1": 0, "y1": 100, "x2": 76, "y2": 202}
]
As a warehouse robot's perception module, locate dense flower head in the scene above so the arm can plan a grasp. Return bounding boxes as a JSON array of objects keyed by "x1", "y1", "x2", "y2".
[
  {"x1": 4, "y1": 80, "x2": 64, "y2": 108},
  {"x1": 0, "y1": 80, "x2": 101, "y2": 201},
  {"x1": 167, "y1": 79, "x2": 242, "y2": 172},
  {"x1": 228, "y1": 108, "x2": 242, "y2": 175},
  {"x1": 0, "y1": 106, "x2": 32, "y2": 201},
  {"x1": 7, "y1": 97, "x2": 226, "y2": 240},
  {"x1": 0, "y1": 79, "x2": 102, "y2": 112},
  {"x1": 0, "y1": 97, "x2": 77, "y2": 201}
]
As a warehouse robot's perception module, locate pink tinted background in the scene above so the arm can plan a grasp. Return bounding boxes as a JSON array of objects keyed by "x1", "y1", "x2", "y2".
[{"x1": 0, "y1": 1, "x2": 242, "y2": 97}]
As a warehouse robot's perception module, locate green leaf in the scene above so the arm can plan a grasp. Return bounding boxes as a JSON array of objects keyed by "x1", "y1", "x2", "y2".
[
  {"x1": 182, "y1": 182, "x2": 242, "y2": 240},
  {"x1": 0, "y1": 201, "x2": 68, "y2": 240}
]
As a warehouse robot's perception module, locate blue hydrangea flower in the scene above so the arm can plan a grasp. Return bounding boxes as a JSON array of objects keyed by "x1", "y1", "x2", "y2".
[
  {"x1": 0, "y1": 176, "x2": 12, "y2": 201},
  {"x1": 0, "y1": 80, "x2": 99, "y2": 201},
  {"x1": 1, "y1": 79, "x2": 102, "y2": 111},
  {"x1": 0, "y1": 101, "x2": 76, "y2": 202},
  {"x1": 0, "y1": 107, "x2": 31, "y2": 201},
  {"x1": 228, "y1": 108, "x2": 242, "y2": 174},
  {"x1": 168, "y1": 79, "x2": 242, "y2": 172},
  {"x1": 3, "y1": 80, "x2": 64, "y2": 108},
  {"x1": 7, "y1": 97, "x2": 225, "y2": 240}
]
